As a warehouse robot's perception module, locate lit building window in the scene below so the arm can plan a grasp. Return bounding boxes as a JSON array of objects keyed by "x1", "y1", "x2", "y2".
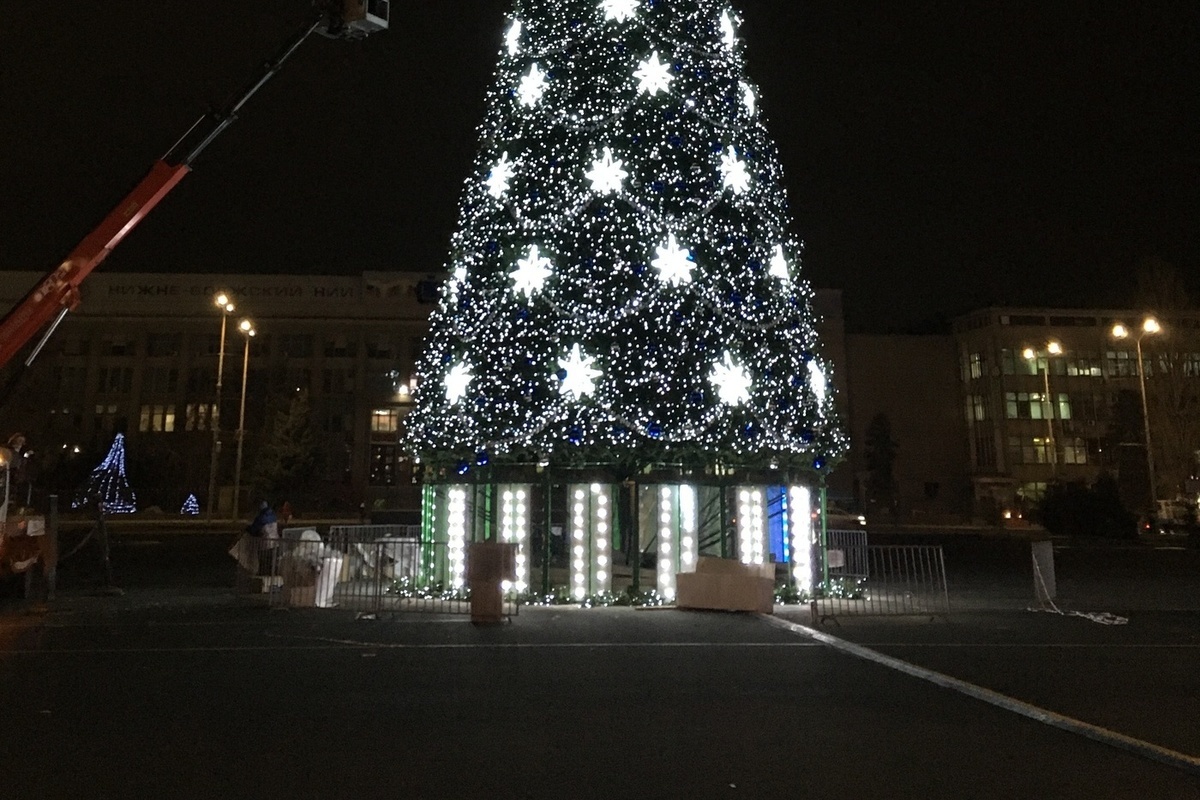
[
  {"x1": 371, "y1": 408, "x2": 399, "y2": 433},
  {"x1": 138, "y1": 405, "x2": 176, "y2": 433}
]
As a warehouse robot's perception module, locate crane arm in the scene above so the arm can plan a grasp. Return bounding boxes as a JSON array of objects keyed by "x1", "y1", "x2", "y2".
[
  {"x1": 0, "y1": 161, "x2": 191, "y2": 369},
  {"x1": 0, "y1": 1, "x2": 386, "y2": 372}
]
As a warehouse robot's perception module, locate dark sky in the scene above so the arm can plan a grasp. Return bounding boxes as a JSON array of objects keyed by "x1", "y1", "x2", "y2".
[{"x1": 2, "y1": 1, "x2": 1197, "y2": 331}]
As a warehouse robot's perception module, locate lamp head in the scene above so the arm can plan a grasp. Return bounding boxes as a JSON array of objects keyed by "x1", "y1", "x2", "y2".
[
  {"x1": 214, "y1": 292, "x2": 235, "y2": 313},
  {"x1": 1143, "y1": 317, "x2": 1161, "y2": 335},
  {"x1": 1022, "y1": 347, "x2": 1036, "y2": 361},
  {"x1": 1047, "y1": 341, "x2": 1063, "y2": 356},
  {"x1": 1111, "y1": 323, "x2": 1129, "y2": 340},
  {"x1": 238, "y1": 319, "x2": 255, "y2": 336}
]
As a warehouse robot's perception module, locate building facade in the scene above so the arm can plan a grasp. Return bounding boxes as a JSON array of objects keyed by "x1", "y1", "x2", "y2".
[
  {"x1": 0, "y1": 271, "x2": 434, "y2": 513},
  {"x1": 952, "y1": 307, "x2": 1200, "y2": 519}
]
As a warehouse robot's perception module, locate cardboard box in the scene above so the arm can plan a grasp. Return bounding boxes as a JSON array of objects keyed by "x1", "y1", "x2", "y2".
[
  {"x1": 466, "y1": 542, "x2": 517, "y2": 583},
  {"x1": 285, "y1": 586, "x2": 317, "y2": 607},
  {"x1": 676, "y1": 557, "x2": 775, "y2": 613}
]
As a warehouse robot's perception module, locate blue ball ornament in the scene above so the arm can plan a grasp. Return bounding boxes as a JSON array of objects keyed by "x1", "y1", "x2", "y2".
[
  {"x1": 647, "y1": 422, "x2": 663, "y2": 439},
  {"x1": 456, "y1": 460, "x2": 470, "y2": 476},
  {"x1": 476, "y1": 451, "x2": 491, "y2": 467},
  {"x1": 568, "y1": 426, "x2": 584, "y2": 445},
  {"x1": 812, "y1": 456, "x2": 826, "y2": 472}
]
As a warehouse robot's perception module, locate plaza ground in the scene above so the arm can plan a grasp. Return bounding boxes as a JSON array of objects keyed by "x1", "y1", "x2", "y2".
[{"x1": 1, "y1": 528, "x2": 1199, "y2": 798}]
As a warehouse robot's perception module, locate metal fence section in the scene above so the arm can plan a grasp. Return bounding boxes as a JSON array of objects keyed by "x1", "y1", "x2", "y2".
[
  {"x1": 268, "y1": 525, "x2": 518, "y2": 617},
  {"x1": 813, "y1": 544, "x2": 950, "y2": 620},
  {"x1": 825, "y1": 529, "x2": 869, "y2": 581}
]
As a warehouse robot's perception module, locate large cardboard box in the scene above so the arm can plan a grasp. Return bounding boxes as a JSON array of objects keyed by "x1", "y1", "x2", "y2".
[
  {"x1": 676, "y1": 557, "x2": 774, "y2": 613},
  {"x1": 466, "y1": 542, "x2": 517, "y2": 583}
]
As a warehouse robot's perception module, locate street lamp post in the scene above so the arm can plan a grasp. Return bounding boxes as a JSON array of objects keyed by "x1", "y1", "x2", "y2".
[
  {"x1": 206, "y1": 293, "x2": 235, "y2": 518},
  {"x1": 231, "y1": 318, "x2": 256, "y2": 521},
  {"x1": 1023, "y1": 341, "x2": 1063, "y2": 475},
  {"x1": 1112, "y1": 318, "x2": 1162, "y2": 513}
]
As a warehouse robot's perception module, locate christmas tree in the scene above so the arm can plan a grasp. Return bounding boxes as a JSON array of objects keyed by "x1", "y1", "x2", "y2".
[
  {"x1": 405, "y1": 0, "x2": 843, "y2": 598},
  {"x1": 180, "y1": 494, "x2": 200, "y2": 516},
  {"x1": 407, "y1": 0, "x2": 843, "y2": 473},
  {"x1": 73, "y1": 433, "x2": 137, "y2": 513}
]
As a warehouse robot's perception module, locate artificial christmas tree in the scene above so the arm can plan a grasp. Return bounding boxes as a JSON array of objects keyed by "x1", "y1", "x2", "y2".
[
  {"x1": 73, "y1": 433, "x2": 137, "y2": 514},
  {"x1": 181, "y1": 494, "x2": 200, "y2": 516},
  {"x1": 406, "y1": 0, "x2": 844, "y2": 599}
]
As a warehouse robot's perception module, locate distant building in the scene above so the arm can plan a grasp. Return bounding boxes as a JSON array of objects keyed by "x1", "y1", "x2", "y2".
[
  {"x1": 951, "y1": 307, "x2": 1200, "y2": 520},
  {"x1": 0, "y1": 271, "x2": 434, "y2": 513},
  {"x1": 7, "y1": 270, "x2": 1190, "y2": 522},
  {"x1": 0, "y1": 271, "x2": 852, "y2": 516}
]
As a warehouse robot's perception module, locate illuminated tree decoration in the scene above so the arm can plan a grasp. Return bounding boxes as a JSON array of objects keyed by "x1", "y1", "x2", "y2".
[
  {"x1": 769, "y1": 244, "x2": 790, "y2": 282},
  {"x1": 710, "y1": 351, "x2": 752, "y2": 406},
  {"x1": 506, "y1": 19, "x2": 523, "y2": 56},
  {"x1": 720, "y1": 10, "x2": 738, "y2": 49},
  {"x1": 511, "y1": 244, "x2": 553, "y2": 298},
  {"x1": 487, "y1": 152, "x2": 515, "y2": 199},
  {"x1": 72, "y1": 433, "x2": 137, "y2": 513},
  {"x1": 740, "y1": 81, "x2": 756, "y2": 115},
  {"x1": 600, "y1": 0, "x2": 639, "y2": 23},
  {"x1": 585, "y1": 147, "x2": 628, "y2": 195},
  {"x1": 652, "y1": 234, "x2": 695, "y2": 286},
  {"x1": 180, "y1": 493, "x2": 200, "y2": 516},
  {"x1": 407, "y1": 0, "x2": 846, "y2": 476},
  {"x1": 559, "y1": 344, "x2": 602, "y2": 400},
  {"x1": 517, "y1": 63, "x2": 548, "y2": 107},
  {"x1": 636, "y1": 51, "x2": 675, "y2": 97},
  {"x1": 719, "y1": 146, "x2": 751, "y2": 194},
  {"x1": 445, "y1": 362, "x2": 474, "y2": 404}
]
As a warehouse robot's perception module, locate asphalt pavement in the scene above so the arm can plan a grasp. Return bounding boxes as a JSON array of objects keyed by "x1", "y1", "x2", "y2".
[{"x1": 1, "y1": 531, "x2": 1198, "y2": 799}]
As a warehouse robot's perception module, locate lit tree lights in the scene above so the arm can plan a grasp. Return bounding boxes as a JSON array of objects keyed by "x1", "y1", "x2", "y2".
[
  {"x1": 73, "y1": 433, "x2": 137, "y2": 513},
  {"x1": 407, "y1": 0, "x2": 846, "y2": 477}
]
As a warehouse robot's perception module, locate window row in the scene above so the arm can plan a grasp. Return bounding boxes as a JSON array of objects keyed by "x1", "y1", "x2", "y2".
[
  {"x1": 59, "y1": 333, "x2": 426, "y2": 361},
  {"x1": 963, "y1": 350, "x2": 1200, "y2": 381},
  {"x1": 966, "y1": 392, "x2": 1117, "y2": 424}
]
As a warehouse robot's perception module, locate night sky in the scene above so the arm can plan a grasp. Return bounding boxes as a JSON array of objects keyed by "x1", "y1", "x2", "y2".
[{"x1": 2, "y1": 1, "x2": 1197, "y2": 331}]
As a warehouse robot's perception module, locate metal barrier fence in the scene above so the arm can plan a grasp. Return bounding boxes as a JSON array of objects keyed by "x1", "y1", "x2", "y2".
[
  {"x1": 813, "y1": 544, "x2": 949, "y2": 620},
  {"x1": 267, "y1": 526, "x2": 518, "y2": 617},
  {"x1": 825, "y1": 529, "x2": 869, "y2": 581}
]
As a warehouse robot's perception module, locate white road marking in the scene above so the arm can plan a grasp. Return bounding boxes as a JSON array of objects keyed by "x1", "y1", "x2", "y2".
[{"x1": 761, "y1": 614, "x2": 1200, "y2": 777}]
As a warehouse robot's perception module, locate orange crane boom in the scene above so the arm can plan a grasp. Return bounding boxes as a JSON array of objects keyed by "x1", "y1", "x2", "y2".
[{"x1": 0, "y1": 1, "x2": 388, "y2": 374}]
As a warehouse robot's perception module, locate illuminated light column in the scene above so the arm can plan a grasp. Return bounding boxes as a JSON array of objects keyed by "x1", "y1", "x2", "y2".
[
  {"x1": 656, "y1": 484, "x2": 700, "y2": 602},
  {"x1": 657, "y1": 486, "x2": 676, "y2": 601},
  {"x1": 447, "y1": 487, "x2": 468, "y2": 589},
  {"x1": 679, "y1": 484, "x2": 698, "y2": 573},
  {"x1": 737, "y1": 487, "x2": 767, "y2": 565},
  {"x1": 499, "y1": 484, "x2": 531, "y2": 592},
  {"x1": 788, "y1": 486, "x2": 814, "y2": 594},
  {"x1": 593, "y1": 484, "x2": 612, "y2": 597},
  {"x1": 420, "y1": 483, "x2": 437, "y2": 584},
  {"x1": 569, "y1": 483, "x2": 613, "y2": 600}
]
